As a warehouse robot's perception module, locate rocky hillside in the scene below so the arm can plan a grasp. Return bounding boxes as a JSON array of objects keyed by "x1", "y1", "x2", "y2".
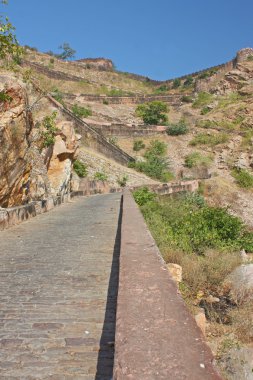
[
  {"x1": 0, "y1": 70, "x2": 80, "y2": 207},
  {"x1": 1, "y1": 44, "x2": 253, "y2": 379},
  {"x1": 3, "y1": 48, "x2": 250, "y2": 226}
]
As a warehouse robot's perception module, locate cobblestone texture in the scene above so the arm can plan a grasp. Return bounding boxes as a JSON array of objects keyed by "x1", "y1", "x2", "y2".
[{"x1": 0, "y1": 193, "x2": 121, "y2": 379}]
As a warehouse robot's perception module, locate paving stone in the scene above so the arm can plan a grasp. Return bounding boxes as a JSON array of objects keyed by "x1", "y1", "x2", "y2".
[{"x1": 0, "y1": 193, "x2": 121, "y2": 379}]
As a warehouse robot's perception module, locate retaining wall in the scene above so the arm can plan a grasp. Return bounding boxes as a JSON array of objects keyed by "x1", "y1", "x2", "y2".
[
  {"x1": 0, "y1": 181, "x2": 120, "y2": 231},
  {"x1": 114, "y1": 188, "x2": 222, "y2": 379},
  {"x1": 64, "y1": 93, "x2": 186, "y2": 105},
  {"x1": 31, "y1": 81, "x2": 135, "y2": 166},
  {"x1": 0, "y1": 180, "x2": 199, "y2": 231},
  {"x1": 94, "y1": 124, "x2": 166, "y2": 137}
]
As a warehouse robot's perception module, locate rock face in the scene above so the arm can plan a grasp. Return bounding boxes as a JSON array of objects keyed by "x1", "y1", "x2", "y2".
[
  {"x1": 167, "y1": 263, "x2": 182, "y2": 283},
  {"x1": 47, "y1": 121, "x2": 79, "y2": 196},
  {"x1": 219, "y1": 348, "x2": 253, "y2": 380},
  {"x1": 76, "y1": 58, "x2": 114, "y2": 71},
  {"x1": 0, "y1": 78, "x2": 32, "y2": 207},
  {"x1": 224, "y1": 264, "x2": 253, "y2": 304},
  {"x1": 0, "y1": 76, "x2": 79, "y2": 207}
]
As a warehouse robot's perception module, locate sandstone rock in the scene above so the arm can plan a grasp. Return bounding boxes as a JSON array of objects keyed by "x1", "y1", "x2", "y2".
[
  {"x1": 0, "y1": 80, "x2": 32, "y2": 207},
  {"x1": 218, "y1": 347, "x2": 253, "y2": 380},
  {"x1": 234, "y1": 153, "x2": 249, "y2": 169},
  {"x1": 224, "y1": 264, "x2": 253, "y2": 304},
  {"x1": 205, "y1": 295, "x2": 220, "y2": 304},
  {"x1": 194, "y1": 308, "x2": 206, "y2": 336},
  {"x1": 167, "y1": 263, "x2": 182, "y2": 283}
]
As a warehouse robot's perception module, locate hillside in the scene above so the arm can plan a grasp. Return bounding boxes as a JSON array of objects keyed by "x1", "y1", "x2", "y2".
[
  {"x1": 22, "y1": 47, "x2": 253, "y2": 224},
  {"x1": 1, "y1": 45, "x2": 253, "y2": 379}
]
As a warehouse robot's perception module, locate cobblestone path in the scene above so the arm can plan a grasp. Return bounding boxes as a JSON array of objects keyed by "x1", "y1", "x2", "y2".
[{"x1": 0, "y1": 193, "x2": 122, "y2": 380}]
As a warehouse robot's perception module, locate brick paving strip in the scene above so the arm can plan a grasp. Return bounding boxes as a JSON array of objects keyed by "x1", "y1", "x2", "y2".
[{"x1": 0, "y1": 193, "x2": 122, "y2": 380}]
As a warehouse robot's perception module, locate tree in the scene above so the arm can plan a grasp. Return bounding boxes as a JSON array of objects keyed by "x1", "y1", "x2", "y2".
[
  {"x1": 0, "y1": 0, "x2": 22, "y2": 60},
  {"x1": 57, "y1": 42, "x2": 76, "y2": 60},
  {"x1": 135, "y1": 101, "x2": 169, "y2": 125},
  {"x1": 172, "y1": 78, "x2": 181, "y2": 89}
]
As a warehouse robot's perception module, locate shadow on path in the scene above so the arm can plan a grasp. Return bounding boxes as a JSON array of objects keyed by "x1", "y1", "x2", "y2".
[{"x1": 95, "y1": 196, "x2": 122, "y2": 380}]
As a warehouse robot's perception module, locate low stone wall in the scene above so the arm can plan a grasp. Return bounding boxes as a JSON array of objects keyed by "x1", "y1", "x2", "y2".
[
  {"x1": 0, "y1": 181, "x2": 121, "y2": 231},
  {"x1": 94, "y1": 124, "x2": 166, "y2": 137},
  {"x1": 64, "y1": 93, "x2": 185, "y2": 105},
  {"x1": 114, "y1": 188, "x2": 222, "y2": 379},
  {"x1": 130, "y1": 179, "x2": 200, "y2": 195}
]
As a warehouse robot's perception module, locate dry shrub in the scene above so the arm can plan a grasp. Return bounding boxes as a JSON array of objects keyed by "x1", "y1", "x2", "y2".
[
  {"x1": 181, "y1": 250, "x2": 241, "y2": 297},
  {"x1": 229, "y1": 302, "x2": 253, "y2": 343}
]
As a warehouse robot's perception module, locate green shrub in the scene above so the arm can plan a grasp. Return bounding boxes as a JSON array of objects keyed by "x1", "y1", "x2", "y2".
[
  {"x1": 145, "y1": 140, "x2": 167, "y2": 157},
  {"x1": 117, "y1": 175, "x2": 128, "y2": 187},
  {"x1": 232, "y1": 168, "x2": 253, "y2": 189},
  {"x1": 141, "y1": 193, "x2": 251, "y2": 255},
  {"x1": 133, "y1": 187, "x2": 156, "y2": 206},
  {"x1": 198, "y1": 71, "x2": 210, "y2": 79},
  {"x1": 201, "y1": 106, "x2": 211, "y2": 115},
  {"x1": 184, "y1": 152, "x2": 213, "y2": 168},
  {"x1": 41, "y1": 111, "x2": 58, "y2": 147},
  {"x1": 72, "y1": 104, "x2": 92, "y2": 118},
  {"x1": 190, "y1": 133, "x2": 228, "y2": 146},
  {"x1": 172, "y1": 78, "x2": 181, "y2": 89},
  {"x1": 0, "y1": 91, "x2": 12, "y2": 103},
  {"x1": 183, "y1": 76, "x2": 194, "y2": 87},
  {"x1": 136, "y1": 101, "x2": 169, "y2": 125},
  {"x1": 247, "y1": 55, "x2": 253, "y2": 61},
  {"x1": 154, "y1": 85, "x2": 169, "y2": 94},
  {"x1": 73, "y1": 160, "x2": 88, "y2": 178},
  {"x1": 94, "y1": 172, "x2": 108, "y2": 181},
  {"x1": 133, "y1": 140, "x2": 145, "y2": 152},
  {"x1": 192, "y1": 92, "x2": 213, "y2": 108},
  {"x1": 130, "y1": 140, "x2": 173, "y2": 182},
  {"x1": 166, "y1": 120, "x2": 188, "y2": 136},
  {"x1": 108, "y1": 136, "x2": 118, "y2": 146},
  {"x1": 181, "y1": 95, "x2": 193, "y2": 103},
  {"x1": 103, "y1": 99, "x2": 109, "y2": 105},
  {"x1": 51, "y1": 88, "x2": 64, "y2": 105}
]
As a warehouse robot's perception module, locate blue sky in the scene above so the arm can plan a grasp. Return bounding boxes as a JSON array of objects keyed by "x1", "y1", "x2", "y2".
[{"x1": 4, "y1": 0, "x2": 253, "y2": 80}]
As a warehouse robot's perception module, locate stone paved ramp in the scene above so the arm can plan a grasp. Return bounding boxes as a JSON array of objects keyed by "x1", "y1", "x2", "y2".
[{"x1": 0, "y1": 193, "x2": 122, "y2": 380}]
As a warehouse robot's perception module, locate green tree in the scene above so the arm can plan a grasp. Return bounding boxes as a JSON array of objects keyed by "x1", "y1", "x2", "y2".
[
  {"x1": 172, "y1": 78, "x2": 181, "y2": 89},
  {"x1": 57, "y1": 42, "x2": 76, "y2": 60},
  {"x1": 136, "y1": 101, "x2": 169, "y2": 125},
  {"x1": 0, "y1": 0, "x2": 22, "y2": 60}
]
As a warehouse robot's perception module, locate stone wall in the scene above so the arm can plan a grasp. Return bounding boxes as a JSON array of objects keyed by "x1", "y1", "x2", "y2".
[
  {"x1": 0, "y1": 180, "x2": 120, "y2": 231},
  {"x1": 114, "y1": 188, "x2": 222, "y2": 379},
  {"x1": 31, "y1": 82, "x2": 135, "y2": 166},
  {"x1": 0, "y1": 180, "x2": 199, "y2": 230},
  {"x1": 93, "y1": 123, "x2": 166, "y2": 137},
  {"x1": 64, "y1": 93, "x2": 185, "y2": 105}
]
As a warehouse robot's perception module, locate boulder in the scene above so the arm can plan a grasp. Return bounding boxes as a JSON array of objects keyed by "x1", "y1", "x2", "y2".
[
  {"x1": 224, "y1": 264, "x2": 253, "y2": 304},
  {"x1": 194, "y1": 308, "x2": 206, "y2": 336},
  {"x1": 167, "y1": 263, "x2": 182, "y2": 283},
  {"x1": 218, "y1": 347, "x2": 253, "y2": 380}
]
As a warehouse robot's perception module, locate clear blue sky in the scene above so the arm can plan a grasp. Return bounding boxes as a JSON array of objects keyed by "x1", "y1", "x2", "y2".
[{"x1": 4, "y1": 0, "x2": 253, "y2": 80}]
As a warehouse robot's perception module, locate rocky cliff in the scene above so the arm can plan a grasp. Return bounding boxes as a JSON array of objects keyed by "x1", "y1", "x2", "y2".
[{"x1": 0, "y1": 72, "x2": 79, "y2": 207}]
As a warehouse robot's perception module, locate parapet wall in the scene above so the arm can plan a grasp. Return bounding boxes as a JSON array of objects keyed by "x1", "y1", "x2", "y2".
[
  {"x1": 94, "y1": 123, "x2": 166, "y2": 137},
  {"x1": 0, "y1": 180, "x2": 121, "y2": 231},
  {"x1": 0, "y1": 180, "x2": 199, "y2": 231},
  {"x1": 65, "y1": 93, "x2": 186, "y2": 105},
  {"x1": 114, "y1": 188, "x2": 221, "y2": 379}
]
